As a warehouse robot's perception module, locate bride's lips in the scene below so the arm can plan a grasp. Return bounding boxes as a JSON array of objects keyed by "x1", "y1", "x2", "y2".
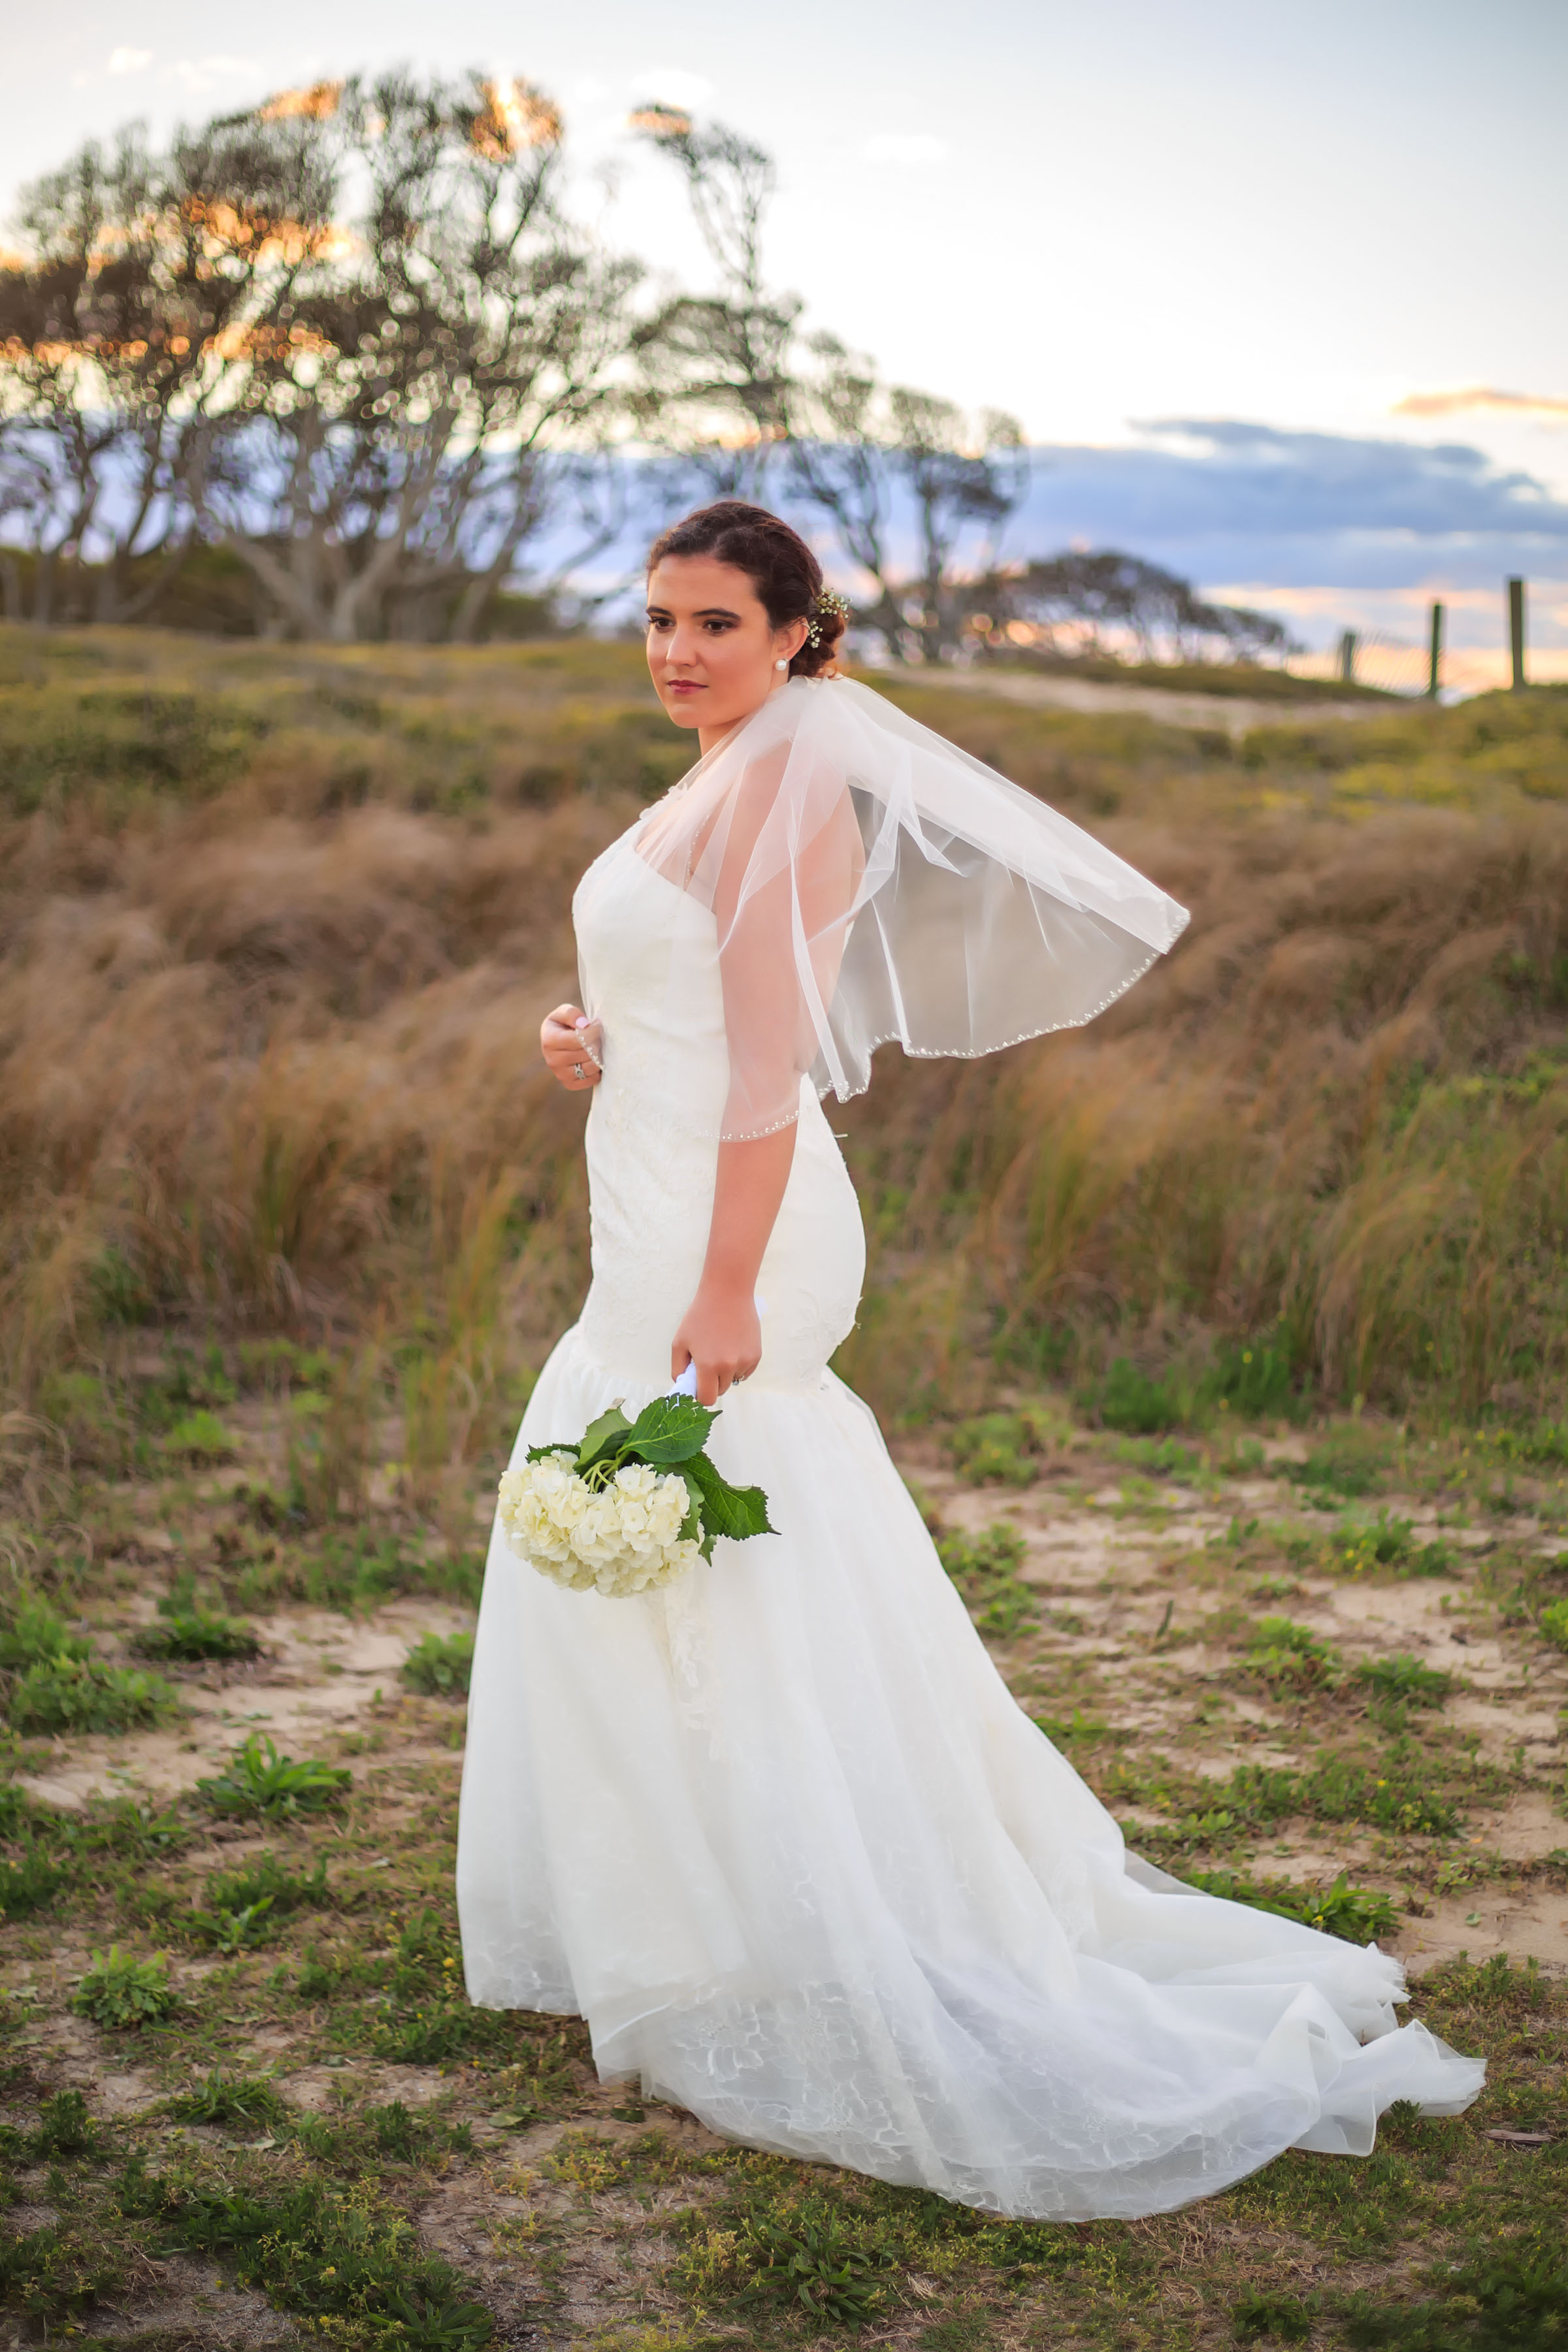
[{"x1": 666, "y1": 680, "x2": 704, "y2": 697}]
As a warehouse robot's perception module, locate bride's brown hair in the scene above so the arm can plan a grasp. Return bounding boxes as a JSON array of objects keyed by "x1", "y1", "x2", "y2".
[{"x1": 647, "y1": 501, "x2": 847, "y2": 678}]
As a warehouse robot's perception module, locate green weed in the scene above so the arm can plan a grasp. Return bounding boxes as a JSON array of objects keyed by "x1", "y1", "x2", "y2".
[
  {"x1": 186, "y1": 1895, "x2": 276, "y2": 1952},
  {"x1": 936, "y1": 1524, "x2": 1039, "y2": 1639},
  {"x1": 1097, "y1": 1357, "x2": 1182, "y2": 1433},
  {"x1": 1539, "y1": 1597, "x2": 1568, "y2": 1652},
  {"x1": 9, "y1": 1653, "x2": 182, "y2": 1734},
  {"x1": 31, "y1": 2089, "x2": 102, "y2": 2160},
  {"x1": 1244, "y1": 1616, "x2": 1341, "y2": 1688},
  {"x1": 133, "y1": 1605, "x2": 261, "y2": 1661},
  {"x1": 196, "y1": 1731, "x2": 351, "y2": 1817},
  {"x1": 166, "y1": 2068, "x2": 289, "y2": 2128},
  {"x1": 1356, "y1": 1654, "x2": 1452, "y2": 1707},
  {"x1": 1233, "y1": 2287, "x2": 1314, "y2": 2342},
  {"x1": 402, "y1": 1629, "x2": 476, "y2": 1697},
  {"x1": 1186, "y1": 1868, "x2": 1399, "y2": 1943},
  {"x1": 0, "y1": 1595, "x2": 91, "y2": 1669},
  {"x1": 73, "y1": 1944, "x2": 176, "y2": 2029},
  {"x1": 161, "y1": 1409, "x2": 238, "y2": 1460},
  {"x1": 1343, "y1": 2238, "x2": 1568, "y2": 2350},
  {"x1": 205, "y1": 1848, "x2": 331, "y2": 1917}
]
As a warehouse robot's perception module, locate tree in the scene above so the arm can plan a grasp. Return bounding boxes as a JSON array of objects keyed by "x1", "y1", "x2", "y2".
[
  {"x1": 627, "y1": 107, "x2": 800, "y2": 502},
  {"x1": 191, "y1": 72, "x2": 642, "y2": 642},
  {"x1": 0, "y1": 110, "x2": 333, "y2": 623},
  {"x1": 0, "y1": 71, "x2": 642, "y2": 641},
  {"x1": 959, "y1": 550, "x2": 1297, "y2": 666}
]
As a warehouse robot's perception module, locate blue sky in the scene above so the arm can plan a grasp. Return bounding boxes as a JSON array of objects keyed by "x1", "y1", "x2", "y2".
[{"x1": 5, "y1": 0, "x2": 1565, "y2": 669}]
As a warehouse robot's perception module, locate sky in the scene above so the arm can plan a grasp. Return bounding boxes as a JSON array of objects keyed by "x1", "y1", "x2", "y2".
[{"x1": 5, "y1": 0, "x2": 1566, "y2": 677}]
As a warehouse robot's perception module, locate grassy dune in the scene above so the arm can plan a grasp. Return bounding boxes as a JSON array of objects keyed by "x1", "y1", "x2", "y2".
[{"x1": 1, "y1": 627, "x2": 1567, "y2": 2349}]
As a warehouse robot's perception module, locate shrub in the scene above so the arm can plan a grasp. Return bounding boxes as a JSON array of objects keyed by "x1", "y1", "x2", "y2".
[
  {"x1": 401, "y1": 1629, "x2": 476, "y2": 1697},
  {"x1": 196, "y1": 1732, "x2": 351, "y2": 1818},
  {"x1": 73, "y1": 1945, "x2": 176, "y2": 2029},
  {"x1": 1539, "y1": 1597, "x2": 1568, "y2": 1652},
  {"x1": 949, "y1": 1409, "x2": 1066, "y2": 1485},
  {"x1": 9, "y1": 1654, "x2": 182, "y2": 1735}
]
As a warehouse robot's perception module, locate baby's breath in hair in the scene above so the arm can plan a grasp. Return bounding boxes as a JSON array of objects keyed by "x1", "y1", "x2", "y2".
[{"x1": 804, "y1": 589, "x2": 851, "y2": 648}]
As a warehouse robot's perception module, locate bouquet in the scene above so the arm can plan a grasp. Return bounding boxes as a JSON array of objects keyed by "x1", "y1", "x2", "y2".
[{"x1": 497, "y1": 1392, "x2": 774, "y2": 1599}]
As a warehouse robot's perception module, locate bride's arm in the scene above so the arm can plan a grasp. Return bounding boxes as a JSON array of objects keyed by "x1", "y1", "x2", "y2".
[{"x1": 671, "y1": 1124, "x2": 796, "y2": 1404}]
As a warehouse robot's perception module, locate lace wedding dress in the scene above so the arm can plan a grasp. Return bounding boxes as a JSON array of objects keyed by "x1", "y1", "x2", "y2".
[{"x1": 457, "y1": 683, "x2": 1482, "y2": 2220}]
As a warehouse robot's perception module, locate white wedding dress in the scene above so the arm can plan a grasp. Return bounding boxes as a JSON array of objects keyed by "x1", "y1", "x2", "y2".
[{"x1": 457, "y1": 727, "x2": 1483, "y2": 2221}]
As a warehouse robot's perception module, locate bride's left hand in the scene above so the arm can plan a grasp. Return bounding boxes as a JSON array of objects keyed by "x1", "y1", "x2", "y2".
[{"x1": 672, "y1": 1282, "x2": 761, "y2": 1405}]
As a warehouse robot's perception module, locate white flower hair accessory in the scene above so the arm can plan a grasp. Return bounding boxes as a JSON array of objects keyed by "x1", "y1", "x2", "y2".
[{"x1": 804, "y1": 589, "x2": 851, "y2": 649}]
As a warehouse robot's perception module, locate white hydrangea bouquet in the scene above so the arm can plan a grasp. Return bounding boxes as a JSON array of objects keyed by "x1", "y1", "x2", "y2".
[{"x1": 497, "y1": 1392, "x2": 774, "y2": 1599}]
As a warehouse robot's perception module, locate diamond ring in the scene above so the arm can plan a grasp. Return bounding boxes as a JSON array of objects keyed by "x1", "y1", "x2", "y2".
[{"x1": 573, "y1": 1061, "x2": 585, "y2": 1080}]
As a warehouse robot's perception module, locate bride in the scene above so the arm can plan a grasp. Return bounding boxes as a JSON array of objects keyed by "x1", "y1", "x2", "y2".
[{"x1": 456, "y1": 500, "x2": 1482, "y2": 2219}]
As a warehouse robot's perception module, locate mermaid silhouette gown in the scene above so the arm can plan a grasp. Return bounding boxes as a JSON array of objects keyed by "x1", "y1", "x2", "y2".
[{"x1": 455, "y1": 813, "x2": 1483, "y2": 2221}]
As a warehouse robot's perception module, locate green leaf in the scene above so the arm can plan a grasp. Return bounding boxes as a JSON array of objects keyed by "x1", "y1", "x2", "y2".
[
  {"x1": 677, "y1": 1467, "x2": 708, "y2": 1555},
  {"x1": 574, "y1": 1407, "x2": 632, "y2": 1471},
  {"x1": 685, "y1": 1450, "x2": 776, "y2": 1547},
  {"x1": 623, "y1": 1394, "x2": 719, "y2": 1465}
]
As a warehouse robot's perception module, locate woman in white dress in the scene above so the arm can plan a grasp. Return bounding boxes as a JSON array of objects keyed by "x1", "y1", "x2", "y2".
[{"x1": 456, "y1": 501, "x2": 1482, "y2": 2219}]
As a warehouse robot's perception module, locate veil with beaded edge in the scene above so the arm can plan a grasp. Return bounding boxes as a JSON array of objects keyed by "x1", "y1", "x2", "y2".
[{"x1": 631, "y1": 673, "x2": 1191, "y2": 1141}]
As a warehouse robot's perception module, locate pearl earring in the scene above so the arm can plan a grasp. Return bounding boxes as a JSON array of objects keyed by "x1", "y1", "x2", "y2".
[{"x1": 775, "y1": 659, "x2": 789, "y2": 672}]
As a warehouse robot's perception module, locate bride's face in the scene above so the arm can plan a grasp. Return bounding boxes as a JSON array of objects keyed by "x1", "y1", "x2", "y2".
[{"x1": 645, "y1": 555, "x2": 809, "y2": 737}]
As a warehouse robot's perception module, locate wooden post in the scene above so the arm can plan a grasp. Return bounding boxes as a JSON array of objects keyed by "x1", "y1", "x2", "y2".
[
  {"x1": 1427, "y1": 601, "x2": 1444, "y2": 700},
  {"x1": 1337, "y1": 629, "x2": 1357, "y2": 684},
  {"x1": 1509, "y1": 577, "x2": 1526, "y2": 689}
]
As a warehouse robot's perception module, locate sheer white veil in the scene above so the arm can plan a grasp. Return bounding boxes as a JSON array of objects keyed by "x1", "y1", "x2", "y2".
[{"x1": 632, "y1": 674, "x2": 1189, "y2": 1141}]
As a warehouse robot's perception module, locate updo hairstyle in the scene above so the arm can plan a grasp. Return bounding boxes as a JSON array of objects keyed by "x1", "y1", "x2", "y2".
[{"x1": 646, "y1": 500, "x2": 847, "y2": 678}]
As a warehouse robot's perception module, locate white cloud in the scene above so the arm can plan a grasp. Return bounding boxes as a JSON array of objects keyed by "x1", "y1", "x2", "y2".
[
  {"x1": 862, "y1": 132, "x2": 949, "y2": 167},
  {"x1": 165, "y1": 55, "x2": 260, "y2": 95},
  {"x1": 627, "y1": 68, "x2": 713, "y2": 110},
  {"x1": 107, "y1": 47, "x2": 152, "y2": 75}
]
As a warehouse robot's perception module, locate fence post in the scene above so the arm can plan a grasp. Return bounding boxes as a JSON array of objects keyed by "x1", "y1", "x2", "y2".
[
  {"x1": 1509, "y1": 577, "x2": 1526, "y2": 689},
  {"x1": 1337, "y1": 629, "x2": 1358, "y2": 684},
  {"x1": 1427, "y1": 601, "x2": 1444, "y2": 700}
]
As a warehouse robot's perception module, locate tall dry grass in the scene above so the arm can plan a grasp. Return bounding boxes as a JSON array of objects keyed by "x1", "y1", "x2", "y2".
[{"x1": 3, "y1": 625, "x2": 1567, "y2": 1467}]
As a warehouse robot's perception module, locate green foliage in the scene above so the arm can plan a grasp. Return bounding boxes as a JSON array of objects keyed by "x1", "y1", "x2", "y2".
[
  {"x1": 1343, "y1": 2240, "x2": 1568, "y2": 2350},
  {"x1": 1234, "y1": 2288, "x2": 1314, "y2": 2342},
  {"x1": 1292, "y1": 1429, "x2": 1388, "y2": 1497},
  {"x1": 0, "y1": 1841, "x2": 69, "y2": 1917},
  {"x1": 949, "y1": 1408, "x2": 1066, "y2": 1484},
  {"x1": 1209, "y1": 1331, "x2": 1301, "y2": 1418},
  {"x1": 402, "y1": 1629, "x2": 476, "y2": 1697},
  {"x1": 530, "y1": 1393, "x2": 774, "y2": 1561},
  {"x1": 165, "y1": 2068, "x2": 288, "y2": 2128},
  {"x1": 73, "y1": 1944, "x2": 176, "y2": 2029},
  {"x1": 206, "y1": 1848, "x2": 331, "y2": 1918},
  {"x1": 936, "y1": 1522, "x2": 1038, "y2": 1639},
  {"x1": 161, "y1": 1409, "x2": 238, "y2": 1459},
  {"x1": 1097, "y1": 1356, "x2": 1182, "y2": 1433},
  {"x1": 1539, "y1": 1597, "x2": 1568, "y2": 1652},
  {"x1": 31, "y1": 2090, "x2": 102, "y2": 2161},
  {"x1": 1187, "y1": 1867, "x2": 1400, "y2": 1944},
  {"x1": 9, "y1": 1652, "x2": 182, "y2": 1734},
  {"x1": 186, "y1": 1895, "x2": 275, "y2": 1952},
  {"x1": 133, "y1": 1590, "x2": 261, "y2": 1661},
  {"x1": 1356, "y1": 1653, "x2": 1452, "y2": 1707},
  {"x1": 1244, "y1": 1615, "x2": 1341, "y2": 1688},
  {"x1": 0, "y1": 1595, "x2": 91, "y2": 1669},
  {"x1": 156, "y1": 2176, "x2": 493, "y2": 2346},
  {"x1": 196, "y1": 1731, "x2": 351, "y2": 1818},
  {"x1": 739, "y1": 2205, "x2": 891, "y2": 2325}
]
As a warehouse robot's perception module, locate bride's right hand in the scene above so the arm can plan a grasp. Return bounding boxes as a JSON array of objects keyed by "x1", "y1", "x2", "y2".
[{"x1": 542, "y1": 1004, "x2": 602, "y2": 1092}]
